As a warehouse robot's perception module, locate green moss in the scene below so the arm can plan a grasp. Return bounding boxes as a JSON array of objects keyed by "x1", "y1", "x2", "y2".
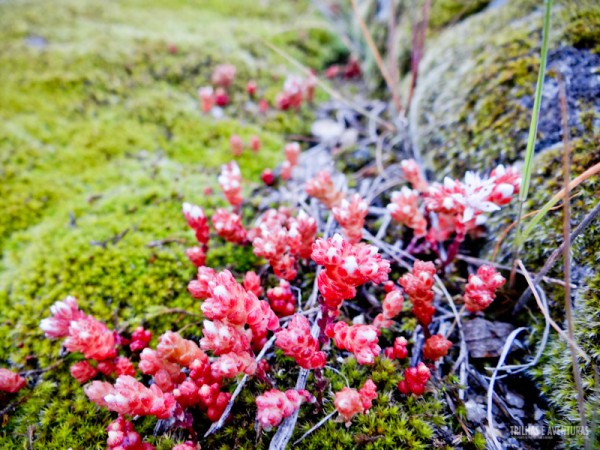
[{"x1": 429, "y1": 0, "x2": 491, "y2": 30}]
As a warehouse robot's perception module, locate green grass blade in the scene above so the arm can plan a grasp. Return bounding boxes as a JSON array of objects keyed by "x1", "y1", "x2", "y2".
[{"x1": 514, "y1": 0, "x2": 553, "y2": 248}]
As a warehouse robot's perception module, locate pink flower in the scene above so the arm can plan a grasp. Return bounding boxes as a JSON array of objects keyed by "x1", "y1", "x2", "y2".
[
  {"x1": 115, "y1": 357, "x2": 136, "y2": 377},
  {"x1": 312, "y1": 234, "x2": 390, "y2": 310},
  {"x1": 267, "y1": 280, "x2": 296, "y2": 317},
  {"x1": 275, "y1": 314, "x2": 326, "y2": 370},
  {"x1": 106, "y1": 416, "x2": 155, "y2": 450},
  {"x1": 218, "y1": 161, "x2": 243, "y2": 207},
  {"x1": 250, "y1": 135, "x2": 261, "y2": 153},
  {"x1": 464, "y1": 265, "x2": 505, "y2": 312},
  {"x1": 84, "y1": 380, "x2": 114, "y2": 407},
  {"x1": 488, "y1": 165, "x2": 521, "y2": 205},
  {"x1": 384, "y1": 336, "x2": 409, "y2": 359},
  {"x1": 198, "y1": 383, "x2": 231, "y2": 421},
  {"x1": 214, "y1": 87, "x2": 230, "y2": 107},
  {"x1": 89, "y1": 375, "x2": 176, "y2": 419},
  {"x1": 211, "y1": 351, "x2": 257, "y2": 378},
  {"x1": 256, "y1": 389, "x2": 314, "y2": 430},
  {"x1": 423, "y1": 334, "x2": 452, "y2": 361},
  {"x1": 373, "y1": 289, "x2": 404, "y2": 329},
  {"x1": 211, "y1": 209, "x2": 247, "y2": 244},
  {"x1": 259, "y1": 98, "x2": 269, "y2": 113},
  {"x1": 130, "y1": 326, "x2": 152, "y2": 353},
  {"x1": 182, "y1": 202, "x2": 209, "y2": 244},
  {"x1": 186, "y1": 246, "x2": 207, "y2": 267},
  {"x1": 398, "y1": 362, "x2": 430, "y2": 396},
  {"x1": 305, "y1": 170, "x2": 342, "y2": 208},
  {"x1": 188, "y1": 266, "x2": 217, "y2": 299},
  {"x1": 326, "y1": 322, "x2": 381, "y2": 365},
  {"x1": 65, "y1": 316, "x2": 117, "y2": 361},
  {"x1": 201, "y1": 270, "x2": 249, "y2": 326},
  {"x1": 139, "y1": 349, "x2": 185, "y2": 391},
  {"x1": 70, "y1": 361, "x2": 98, "y2": 383},
  {"x1": 289, "y1": 210, "x2": 317, "y2": 259},
  {"x1": 334, "y1": 379, "x2": 377, "y2": 424},
  {"x1": 198, "y1": 86, "x2": 214, "y2": 113},
  {"x1": 281, "y1": 160, "x2": 293, "y2": 181},
  {"x1": 400, "y1": 159, "x2": 428, "y2": 192},
  {"x1": 261, "y1": 168, "x2": 275, "y2": 186},
  {"x1": 243, "y1": 271, "x2": 263, "y2": 297},
  {"x1": 200, "y1": 320, "x2": 251, "y2": 355},
  {"x1": 247, "y1": 80, "x2": 257, "y2": 97},
  {"x1": 0, "y1": 368, "x2": 26, "y2": 393},
  {"x1": 284, "y1": 142, "x2": 301, "y2": 166},
  {"x1": 173, "y1": 379, "x2": 203, "y2": 408},
  {"x1": 211, "y1": 64, "x2": 236, "y2": 88},
  {"x1": 332, "y1": 194, "x2": 368, "y2": 243},
  {"x1": 40, "y1": 296, "x2": 87, "y2": 339},
  {"x1": 230, "y1": 135, "x2": 244, "y2": 157},
  {"x1": 157, "y1": 331, "x2": 207, "y2": 368},
  {"x1": 387, "y1": 187, "x2": 428, "y2": 237},
  {"x1": 399, "y1": 260, "x2": 436, "y2": 327},
  {"x1": 251, "y1": 209, "x2": 316, "y2": 281}
]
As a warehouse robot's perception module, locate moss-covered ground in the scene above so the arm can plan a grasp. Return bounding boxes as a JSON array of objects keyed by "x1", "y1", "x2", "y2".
[{"x1": 0, "y1": 1, "x2": 459, "y2": 449}]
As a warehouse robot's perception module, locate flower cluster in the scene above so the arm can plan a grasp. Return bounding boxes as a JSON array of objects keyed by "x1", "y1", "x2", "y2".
[
  {"x1": 373, "y1": 287, "x2": 404, "y2": 329},
  {"x1": 0, "y1": 368, "x2": 26, "y2": 393},
  {"x1": 387, "y1": 187, "x2": 428, "y2": 238},
  {"x1": 251, "y1": 208, "x2": 316, "y2": 280},
  {"x1": 305, "y1": 170, "x2": 343, "y2": 208},
  {"x1": 275, "y1": 314, "x2": 326, "y2": 369},
  {"x1": 400, "y1": 159, "x2": 429, "y2": 192},
  {"x1": 383, "y1": 336, "x2": 409, "y2": 360},
  {"x1": 197, "y1": 64, "x2": 235, "y2": 110},
  {"x1": 243, "y1": 271, "x2": 263, "y2": 297},
  {"x1": 281, "y1": 142, "x2": 301, "y2": 181},
  {"x1": 422, "y1": 334, "x2": 452, "y2": 361},
  {"x1": 40, "y1": 296, "x2": 136, "y2": 383},
  {"x1": 423, "y1": 166, "x2": 521, "y2": 235},
  {"x1": 85, "y1": 375, "x2": 176, "y2": 419},
  {"x1": 463, "y1": 265, "x2": 505, "y2": 312},
  {"x1": 255, "y1": 389, "x2": 314, "y2": 430},
  {"x1": 267, "y1": 280, "x2": 296, "y2": 317},
  {"x1": 229, "y1": 135, "x2": 261, "y2": 157},
  {"x1": 183, "y1": 202, "x2": 210, "y2": 267},
  {"x1": 106, "y1": 416, "x2": 155, "y2": 450},
  {"x1": 326, "y1": 322, "x2": 381, "y2": 365},
  {"x1": 332, "y1": 194, "x2": 368, "y2": 243},
  {"x1": 192, "y1": 269, "x2": 280, "y2": 361},
  {"x1": 397, "y1": 362, "x2": 431, "y2": 396},
  {"x1": 311, "y1": 234, "x2": 390, "y2": 311},
  {"x1": 386, "y1": 160, "x2": 520, "y2": 260},
  {"x1": 212, "y1": 209, "x2": 247, "y2": 244},
  {"x1": 275, "y1": 75, "x2": 316, "y2": 110},
  {"x1": 218, "y1": 161, "x2": 243, "y2": 208},
  {"x1": 399, "y1": 260, "x2": 436, "y2": 327},
  {"x1": 129, "y1": 327, "x2": 152, "y2": 353},
  {"x1": 334, "y1": 379, "x2": 377, "y2": 424}
]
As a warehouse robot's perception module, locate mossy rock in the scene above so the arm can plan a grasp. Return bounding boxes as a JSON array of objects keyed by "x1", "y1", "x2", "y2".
[{"x1": 409, "y1": 0, "x2": 600, "y2": 446}]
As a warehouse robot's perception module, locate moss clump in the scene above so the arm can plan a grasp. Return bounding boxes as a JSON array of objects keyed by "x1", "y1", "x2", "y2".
[{"x1": 428, "y1": 0, "x2": 491, "y2": 30}]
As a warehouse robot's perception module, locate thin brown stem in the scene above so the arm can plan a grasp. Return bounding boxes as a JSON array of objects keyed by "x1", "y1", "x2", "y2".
[
  {"x1": 559, "y1": 78, "x2": 588, "y2": 444},
  {"x1": 349, "y1": 0, "x2": 402, "y2": 113}
]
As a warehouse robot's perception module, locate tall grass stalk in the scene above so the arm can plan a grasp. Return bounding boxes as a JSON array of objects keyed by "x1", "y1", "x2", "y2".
[{"x1": 510, "y1": 0, "x2": 553, "y2": 282}]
